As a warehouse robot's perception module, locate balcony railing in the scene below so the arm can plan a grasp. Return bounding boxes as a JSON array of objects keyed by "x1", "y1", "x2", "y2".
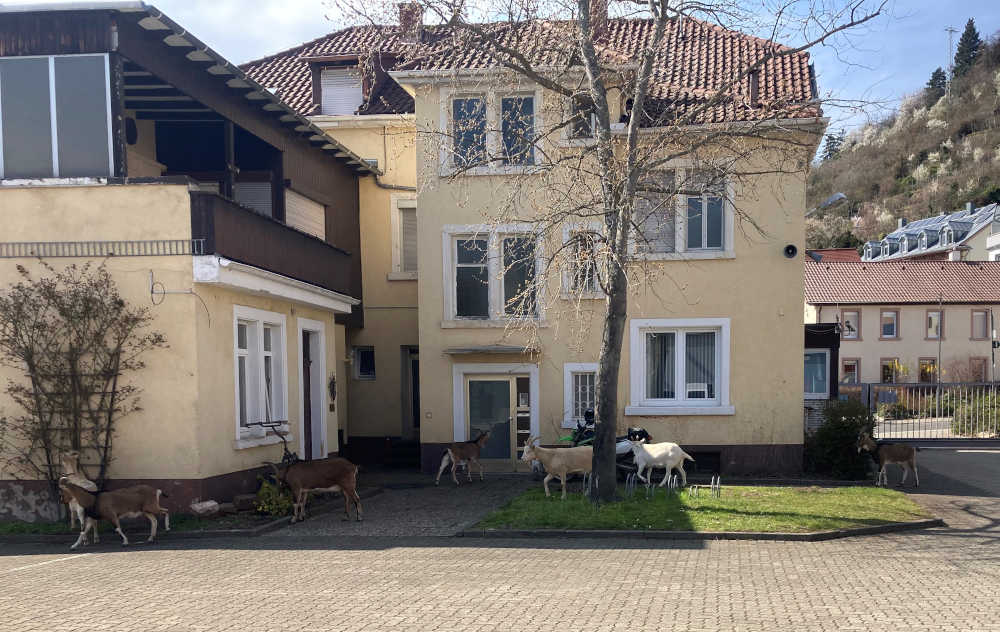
[{"x1": 189, "y1": 192, "x2": 358, "y2": 299}]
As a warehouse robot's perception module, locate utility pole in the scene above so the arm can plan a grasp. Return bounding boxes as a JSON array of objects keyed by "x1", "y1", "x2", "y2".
[{"x1": 945, "y1": 26, "x2": 958, "y2": 95}]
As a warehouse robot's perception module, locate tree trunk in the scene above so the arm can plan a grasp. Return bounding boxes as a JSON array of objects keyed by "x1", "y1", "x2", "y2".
[{"x1": 591, "y1": 261, "x2": 628, "y2": 503}]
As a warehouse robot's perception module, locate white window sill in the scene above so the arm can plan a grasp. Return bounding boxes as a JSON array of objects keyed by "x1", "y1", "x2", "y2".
[
  {"x1": 387, "y1": 271, "x2": 417, "y2": 281},
  {"x1": 632, "y1": 251, "x2": 735, "y2": 261},
  {"x1": 234, "y1": 432, "x2": 292, "y2": 451},
  {"x1": 625, "y1": 406, "x2": 735, "y2": 416},
  {"x1": 804, "y1": 393, "x2": 829, "y2": 400},
  {"x1": 557, "y1": 138, "x2": 598, "y2": 148},
  {"x1": 441, "y1": 318, "x2": 548, "y2": 329}
]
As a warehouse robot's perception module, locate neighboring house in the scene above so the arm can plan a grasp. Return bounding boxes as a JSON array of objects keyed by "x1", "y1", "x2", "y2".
[
  {"x1": 860, "y1": 203, "x2": 998, "y2": 262},
  {"x1": 0, "y1": 4, "x2": 375, "y2": 519},
  {"x1": 244, "y1": 5, "x2": 827, "y2": 475},
  {"x1": 807, "y1": 248, "x2": 861, "y2": 262},
  {"x1": 804, "y1": 324, "x2": 840, "y2": 432},
  {"x1": 242, "y1": 23, "x2": 420, "y2": 463},
  {"x1": 804, "y1": 261, "x2": 1000, "y2": 385}
]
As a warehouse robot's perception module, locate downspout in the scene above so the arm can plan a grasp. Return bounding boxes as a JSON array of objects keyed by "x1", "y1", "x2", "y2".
[{"x1": 373, "y1": 125, "x2": 416, "y2": 191}]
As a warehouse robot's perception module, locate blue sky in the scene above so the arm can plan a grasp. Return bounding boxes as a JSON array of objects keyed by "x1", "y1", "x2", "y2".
[{"x1": 19, "y1": 0, "x2": 1000, "y2": 135}]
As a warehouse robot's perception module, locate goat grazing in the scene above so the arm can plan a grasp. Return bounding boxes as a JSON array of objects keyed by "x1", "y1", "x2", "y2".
[
  {"x1": 858, "y1": 432, "x2": 920, "y2": 487},
  {"x1": 267, "y1": 457, "x2": 362, "y2": 523},
  {"x1": 58, "y1": 479, "x2": 170, "y2": 549},
  {"x1": 521, "y1": 436, "x2": 592, "y2": 499},
  {"x1": 60, "y1": 450, "x2": 97, "y2": 530},
  {"x1": 435, "y1": 431, "x2": 490, "y2": 486},
  {"x1": 629, "y1": 440, "x2": 695, "y2": 487}
]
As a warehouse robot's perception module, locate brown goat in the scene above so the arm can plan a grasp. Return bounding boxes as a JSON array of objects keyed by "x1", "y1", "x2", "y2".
[
  {"x1": 267, "y1": 457, "x2": 362, "y2": 523},
  {"x1": 60, "y1": 450, "x2": 97, "y2": 530},
  {"x1": 858, "y1": 432, "x2": 920, "y2": 487},
  {"x1": 59, "y1": 479, "x2": 170, "y2": 549},
  {"x1": 435, "y1": 431, "x2": 490, "y2": 486}
]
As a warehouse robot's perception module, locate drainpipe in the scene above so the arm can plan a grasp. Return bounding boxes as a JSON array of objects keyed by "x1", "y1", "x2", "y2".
[{"x1": 373, "y1": 175, "x2": 415, "y2": 191}]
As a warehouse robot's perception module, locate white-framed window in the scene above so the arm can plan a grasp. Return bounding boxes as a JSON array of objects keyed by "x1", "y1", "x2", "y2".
[
  {"x1": 451, "y1": 94, "x2": 487, "y2": 168},
  {"x1": 841, "y1": 310, "x2": 861, "y2": 340},
  {"x1": 841, "y1": 359, "x2": 859, "y2": 384},
  {"x1": 926, "y1": 309, "x2": 943, "y2": 340},
  {"x1": 880, "y1": 309, "x2": 899, "y2": 339},
  {"x1": 630, "y1": 166, "x2": 733, "y2": 260},
  {"x1": 0, "y1": 53, "x2": 113, "y2": 179},
  {"x1": 500, "y1": 94, "x2": 535, "y2": 165},
  {"x1": 561, "y1": 224, "x2": 601, "y2": 297},
  {"x1": 563, "y1": 362, "x2": 598, "y2": 428},
  {"x1": 320, "y1": 66, "x2": 363, "y2": 116},
  {"x1": 233, "y1": 306, "x2": 288, "y2": 440},
  {"x1": 627, "y1": 318, "x2": 732, "y2": 415},
  {"x1": 804, "y1": 348, "x2": 830, "y2": 399},
  {"x1": 634, "y1": 169, "x2": 677, "y2": 254},
  {"x1": 941, "y1": 227, "x2": 953, "y2": 246},
  {"x1": 441, "y1": 87, "x2": 543, "y2": 173},
  {"x1": 353, "y1": 346, "x2": 375, "y2": 380},
  {"x1": 972, "y1": 309, "x2": 989, "y2": 340},
  {"x1": 390, "y1": 196, "x2": 418, "y2": 278},
  {"x1": 443, "y1": 224, "x2": 542, "y2": 322}
]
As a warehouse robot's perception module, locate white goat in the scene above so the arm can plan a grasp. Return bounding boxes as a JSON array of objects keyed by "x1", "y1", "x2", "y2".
[
  {"x1": 629, "y1": 440, "x2": 694, "y2": 487},
  {"x1": 521, "y1": 436, "x2": 592, "y2": 499},
  {"x1": 60, "y1": 450, "x2": 97, "y2": 530}
]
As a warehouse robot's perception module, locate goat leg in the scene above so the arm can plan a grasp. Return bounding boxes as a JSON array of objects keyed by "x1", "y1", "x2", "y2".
[
  {"x1": 542, "y1": 473, "x2": 554, "y2": 497},
  {"x1": 146, "y1": 513, "x2": 158, "y2": 543},
  {"x1": 435, "y1": 452, "x2": 451, "y2": 486},
  {"x1": 912, "y1": 461, "x2": 919, "y2": 487},
  {"x1": 112, "y1": 515, "x2": 129, "y2": 546},
  {"x1": 342, "y1": 489, "x2": 352, "y2": 521}
]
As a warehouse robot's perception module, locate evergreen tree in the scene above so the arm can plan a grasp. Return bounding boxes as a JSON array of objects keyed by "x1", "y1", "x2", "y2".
[
  {"x1": 924, "y1": 67, "x2": 947, "y2": 107},
  {"x1": 953, "y1": 19, "x2": 982, "y2": 78},
  {"x1": 822, "y1": 131, "x2": 844, "y2": 161}
]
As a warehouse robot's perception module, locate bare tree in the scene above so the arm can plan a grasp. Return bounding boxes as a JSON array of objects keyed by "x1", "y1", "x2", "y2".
[
  {"x1": 323, "y1": 0, "x2": 886, "y2": 501},
  {"x1": 0, "y1": 262, "x2": 165, "y2": 515}
]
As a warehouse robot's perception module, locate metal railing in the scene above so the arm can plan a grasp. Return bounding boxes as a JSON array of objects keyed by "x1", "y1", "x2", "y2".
[
  {"x1": 0, "y1": 239, "x2": 205, "y2": 258},
  {"x1": 848, "y1": 382, "x2": 1000, "y2": 440}
]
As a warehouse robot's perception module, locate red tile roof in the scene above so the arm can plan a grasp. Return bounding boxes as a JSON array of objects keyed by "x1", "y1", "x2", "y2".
[
  {"x1": 241, "y1": 17, "x2": 817, "y2": 123},
  {"x1": 807, "y1": 248, "x2": 862, "y2": 262},
  {"x1": 804, "y1": 261, "x2": 1000, "y2": 305}
]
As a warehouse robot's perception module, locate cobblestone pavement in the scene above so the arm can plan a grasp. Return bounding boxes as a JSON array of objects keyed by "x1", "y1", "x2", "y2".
[{"x1": 2, "y1": 452, "x2": 999, "y2": 632}]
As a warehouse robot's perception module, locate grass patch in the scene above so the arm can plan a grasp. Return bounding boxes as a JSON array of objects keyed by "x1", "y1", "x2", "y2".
[
  {"x1": 0, "y1": 512, "x2": 277, "y2": 536},
  {"x1": 477, "y1": 486, "x2": 930, "y2": 533}
]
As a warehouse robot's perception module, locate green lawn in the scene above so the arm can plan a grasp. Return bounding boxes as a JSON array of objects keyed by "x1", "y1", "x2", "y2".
[
  {"x1": 477, "y1": 486, "x2": 931, "y2": 533},
  {"x1": 0, "y1": 512, "x2": 276, "y2": 536}
]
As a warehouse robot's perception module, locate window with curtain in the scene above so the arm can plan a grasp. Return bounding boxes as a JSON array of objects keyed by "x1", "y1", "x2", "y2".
[
  {"x1": 881, "y1": 311, "x2": 898, "y2": 338},
  {"x1": 804, "y1": 349, "x2": 829, "y2": 398},
  {"x1": 686, "y1": 332, "x2": 716, "y2": 399},
  {"x1": 645, "y1": 332, "x2": 676, "y2": 399},
  {"x1": 635, "y1": 170, "x2": 676, "y2": 254},
  {"x1": 842, "y1": 310, "x2": 860, "y2": 339},
  {"x1": 926, "y1": 310, "x2": 942, "y2": 339},
  {"x1": 233, "y1": 308, "x2": 287, "y2": 435},
  {"x1": 501, "y1": 96, "x2": 535, "y2": 165},
  {"x1": 644, "y1": 329, "x2": 719, "y2": 402},
  {"x1": 841, "y1": 359, "x2": 858, "y2": 384},
  {"x1": 452, "y1": 97, "x2": 487, "y2": 167}
]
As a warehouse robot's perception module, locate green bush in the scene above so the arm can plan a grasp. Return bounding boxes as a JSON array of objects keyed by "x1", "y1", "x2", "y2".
[
  {"x1": 804, "y1": 400, "x2": 873, "y2": 480},
  {"x1": 877, "y1": 401, "x2": 910, "y2": 420},
  {"x1": 254, "y1": 477, "x2": 293, "y2": 516}
]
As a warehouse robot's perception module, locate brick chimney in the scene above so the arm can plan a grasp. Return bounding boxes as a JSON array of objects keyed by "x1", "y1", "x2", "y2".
[
  {"x1": 588, "y1": 0, "x2": 608, "y2": 38},
  {"x1": 398, "y1": 3, "x2": 423, "y2": 43}
]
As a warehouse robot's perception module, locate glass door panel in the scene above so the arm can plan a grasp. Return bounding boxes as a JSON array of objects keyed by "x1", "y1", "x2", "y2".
[{"x1": 467, "y1": 378, "x2": 513, "y2": 460}]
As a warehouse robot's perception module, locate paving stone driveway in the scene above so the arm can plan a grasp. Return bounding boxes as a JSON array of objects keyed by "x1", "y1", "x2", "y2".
[{"x1": 2, "y1": 452, "x2": 999, "y2": 632}]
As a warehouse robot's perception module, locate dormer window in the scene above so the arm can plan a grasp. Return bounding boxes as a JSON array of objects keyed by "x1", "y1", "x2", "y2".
[
  {"x1": 919, "y1": 233, "x2": 927, "y2": 249},
  {"x1": 320, "y1": 66, "x2": 363, "y2": 116},
  {"x1": 881, "y1": 242, "x2": 889, "y2": 257},
  {"x1": 941, "y1": 228, "x2": 953, "y2": 245}
]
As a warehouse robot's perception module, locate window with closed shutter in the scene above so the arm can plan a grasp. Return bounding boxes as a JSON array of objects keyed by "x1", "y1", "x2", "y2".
[
  {"x1": 285, "y1": 188, "x2": 325, "y2": 239},
  {"x1": 234, "y1": 182, "x2": 272, "y2": 217},
  {"x1": 320, "y1": 67, "x2": 363, "y2": 116},
  {"x1": 400, "y1": 206, "x2": 418, "y2": 272}
]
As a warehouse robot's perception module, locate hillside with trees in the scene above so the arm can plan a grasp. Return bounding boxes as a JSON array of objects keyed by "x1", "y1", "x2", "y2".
[{"x1": 807, "y1": 19, "x2": 1000, "y2": 249}]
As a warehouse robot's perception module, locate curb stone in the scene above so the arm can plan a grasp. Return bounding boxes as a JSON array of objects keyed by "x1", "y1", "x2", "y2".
[
  {"x1": 457, "y1": 518, "x2": 945, "y2": 541},
  {"x1": 0, "y1": 487, "x2": 384, "y2": 544}
]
